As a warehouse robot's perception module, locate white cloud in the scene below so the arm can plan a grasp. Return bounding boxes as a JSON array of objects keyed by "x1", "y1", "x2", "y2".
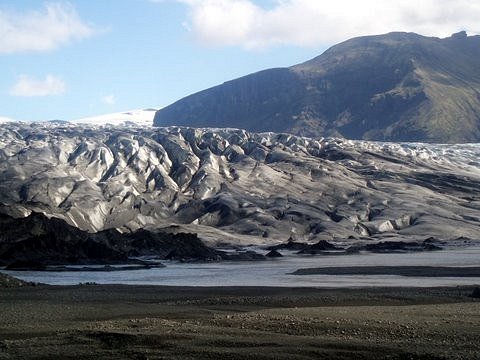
[
  {"x1": 101, "y1": 94, "x2": 116, "y2": 105},
  {"x1": 10, "y1": 74, "x2": 66, "y2": 97},
  {"x1": 177, "y1": 0, "x2": 480, "y2": 49},
  {"x1": 0, "y1": 2, "x2": 95, "y2": 54}
]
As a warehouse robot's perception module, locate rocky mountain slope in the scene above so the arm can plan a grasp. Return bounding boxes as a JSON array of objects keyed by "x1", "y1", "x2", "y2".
[
  {"x1": 154, "y1": 31, "x2": 480, "y2": 143},
  {"x1": 1, "y1": 122, "x2": 479, "y2": 245}
]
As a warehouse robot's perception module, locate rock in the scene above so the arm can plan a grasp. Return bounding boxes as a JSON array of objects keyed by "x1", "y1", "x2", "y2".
[
  {"x1": 364, "y1": 241, "x2": 410, "y2": 252},
  {"x1": 377, "y1": 220, "x2": 396, "y2": 232},
  {"x1": 393, "y1": 215, "x2": 413, "y2": 229},
  {"x1": 423, "y1": 237, "x2": 438, "y2": 243},
  {"x1": 422, "y1": 238, "x2": 443, "y2": 251},
  {"x1": 455, "y1": 236, "x2": 472, "y2": 243},
  {"x1": 265, "y1": 250, "x2": 283, "y2": 258},
  {"x1": 266, "y1": 240, "x2": 308, "y2": 251},
  {"x1": 0, "y1": 212, "x2": 224, "y2": 266},
  {"x1": 164, "y1": 246, "x2": 222, "y2": 262},
  {"x1": 5, "y1": 260, "x2": 46, "y2": 270},
  {"x1": 364, "y1": 241, "x2": 429, "y2": 253},
  {"x1": 297, "y1": 240, "x2": 341, "y2": 255},
  {"x1": 470, "y1": 287, "x2": 480, "y2": 298},
  {"x1": 423, "y1": 243, "x2": 442, "y2": 251},
  {"x1": 325, "y1": 211, "x2": 343, "y2": 223},
  {"x1": 127, "y1": 230, "x2": 224, "y2": 261},
  {"x1": 354, "y1": 223, "x2": 371, "y2": 237},
  {"x1": 224, "y1": 251, "x2": 266, "y2": 261},
  {"x1": 0, "y1": 273, "x2": 34, "y2": 288}
]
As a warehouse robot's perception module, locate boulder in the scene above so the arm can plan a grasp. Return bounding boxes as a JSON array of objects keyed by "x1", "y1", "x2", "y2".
[{"x1": 265, "y1": 250, "x2": 283, "y2": 258}]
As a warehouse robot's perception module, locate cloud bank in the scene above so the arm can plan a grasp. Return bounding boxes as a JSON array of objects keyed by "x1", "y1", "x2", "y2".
[
  {"x1": 101, "y1": 94, "x2": 116, "y2": 105},
  {"x1": 178, "y1": 0, "x2": 480, "y2": 49},
  {"x1": 10, "y1": 75, "x2": 66, "y2": 97},
  {"x1": 0, "y1": 2, "x2": 95, "y2": 54}
]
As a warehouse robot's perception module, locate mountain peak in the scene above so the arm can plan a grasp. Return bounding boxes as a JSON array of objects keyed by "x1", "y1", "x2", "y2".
[{"x1": 451, "y1": 30, "x2": 468, "y2": 39}]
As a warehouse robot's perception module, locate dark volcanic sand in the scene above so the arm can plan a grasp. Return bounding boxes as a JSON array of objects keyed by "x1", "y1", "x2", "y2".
[
  {"x1": 292, "y1": 266, "x2": 480, "y2": 277},
  {"x1": 0, "y1": 281, "x2": 479, "y2": 359}
]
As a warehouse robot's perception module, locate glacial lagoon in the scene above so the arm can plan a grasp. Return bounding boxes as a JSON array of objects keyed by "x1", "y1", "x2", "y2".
[{"x1": 3, "y1": 246, "x2": 480, "y2": 288}]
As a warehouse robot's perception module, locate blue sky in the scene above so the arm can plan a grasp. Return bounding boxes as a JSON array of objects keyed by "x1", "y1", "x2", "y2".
[{"x1": 1, "y1": 0, "x2": 479, "y2": 121}]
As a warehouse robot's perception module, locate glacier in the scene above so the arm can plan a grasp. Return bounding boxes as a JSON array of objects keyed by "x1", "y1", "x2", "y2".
[{"x1": 1, "y1": 121, "x2": 480, "y2": 246}]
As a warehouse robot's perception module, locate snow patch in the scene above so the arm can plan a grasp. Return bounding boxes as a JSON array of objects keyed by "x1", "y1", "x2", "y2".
[
  {"x1": 0, "y1": 116, "x2": 17, "y2": 123},
  {"x1": 72, "y1": 109, "x2": 157, "y2": 127}
]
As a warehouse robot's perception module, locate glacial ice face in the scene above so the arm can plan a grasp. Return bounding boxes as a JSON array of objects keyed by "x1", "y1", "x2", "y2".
[{"x1": 1, "y1": 121, "x2": 480, "y2": 244}]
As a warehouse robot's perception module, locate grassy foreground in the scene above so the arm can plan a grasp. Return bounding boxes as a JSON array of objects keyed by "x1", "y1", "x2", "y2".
[{"x1": 0, "y1": 283, "x2": 479, "y2": 359}]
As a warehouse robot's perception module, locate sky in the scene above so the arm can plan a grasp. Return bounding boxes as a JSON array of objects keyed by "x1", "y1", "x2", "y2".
[{"x1": 1, "y1": 0, "x2": 479, "y2": 121}]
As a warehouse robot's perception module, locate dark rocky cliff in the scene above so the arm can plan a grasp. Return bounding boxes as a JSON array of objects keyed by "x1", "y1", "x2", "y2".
[{"x1": 0, "y1": 212, "x2": 222, "y2": 266}]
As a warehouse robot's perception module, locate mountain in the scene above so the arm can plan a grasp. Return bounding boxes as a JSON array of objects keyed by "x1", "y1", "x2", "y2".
[
  {"x1": 0, "y1": 116, "x2": 16, "y2": 123},
  {"x1": 1, "y1": 121, "x2": 480, "y2": 245},
  {"x1": 73, "y1": 109, "x2": 157, "y2": 127},
  {"x1": 0, "y1": 109, "x2": 157, "y2": 127},
  {"x1": 153, "y1": 31, "x2": 480, "y2": 143}
]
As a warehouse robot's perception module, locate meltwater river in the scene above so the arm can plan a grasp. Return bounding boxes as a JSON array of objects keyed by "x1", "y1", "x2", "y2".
[{"x1": 3, "y1": 246, "x2": 480, "y2": 288}]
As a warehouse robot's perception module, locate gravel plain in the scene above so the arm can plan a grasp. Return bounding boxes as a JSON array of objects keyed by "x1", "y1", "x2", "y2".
[{"x1": 1, "y1": 276, "x2": 479, "y2": 359}]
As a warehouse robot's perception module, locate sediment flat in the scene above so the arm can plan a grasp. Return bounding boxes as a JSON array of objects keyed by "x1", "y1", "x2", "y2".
[
  {"x1": 291, "y1": 266, "x2": 480, "y2": 277},
  {"x1": 1, "y1": 282, "x2": 479, "y2": 359}
]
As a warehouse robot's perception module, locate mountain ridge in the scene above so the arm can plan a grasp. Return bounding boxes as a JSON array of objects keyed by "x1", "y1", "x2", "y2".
[{"x1": 154, "y1": 31, "x2": 480, "y2": 143}]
